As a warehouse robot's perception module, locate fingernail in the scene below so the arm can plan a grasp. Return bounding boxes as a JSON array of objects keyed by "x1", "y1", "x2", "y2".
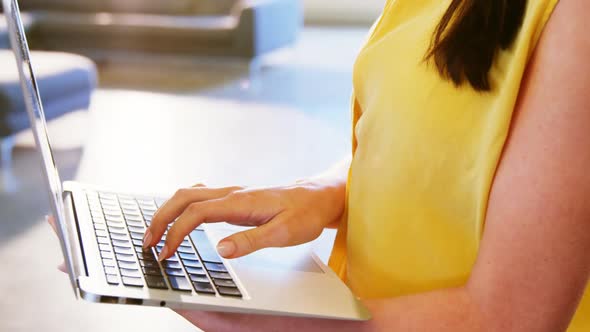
[
  {"x1": 143, "y1": 230, "x2": 152, "y2": 249},
  {"x1": 217, "y1": 241, "x2": 236, "y2": 258},
  {"x1": 158, "y1": 245, "x2": 168, "y2": 262}
]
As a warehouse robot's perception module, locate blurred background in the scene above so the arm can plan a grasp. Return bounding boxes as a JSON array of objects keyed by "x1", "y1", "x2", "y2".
[{"x1": 0, "y1": 0, "x2": 382, "y2": 331}]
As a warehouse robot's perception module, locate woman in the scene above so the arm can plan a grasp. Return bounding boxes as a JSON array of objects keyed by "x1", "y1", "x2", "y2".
[{"x1": 62, "y1": 0, "x2": 590, "y2": 330}]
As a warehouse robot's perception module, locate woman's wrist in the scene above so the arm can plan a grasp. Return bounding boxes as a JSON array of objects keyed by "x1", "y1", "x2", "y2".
[{"x1": 294, "y1": 178, "x2": 347, "y2": 229}]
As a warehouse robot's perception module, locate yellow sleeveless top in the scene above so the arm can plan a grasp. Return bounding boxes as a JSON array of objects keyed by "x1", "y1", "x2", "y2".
[{"x1": 328, "y1": 0, "x2": 589, "y2": 330}]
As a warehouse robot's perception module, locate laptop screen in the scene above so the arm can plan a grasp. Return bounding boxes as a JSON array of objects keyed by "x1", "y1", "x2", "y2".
[{"x1": 2, "y1": 0, "x2": 78, "y2": 295}]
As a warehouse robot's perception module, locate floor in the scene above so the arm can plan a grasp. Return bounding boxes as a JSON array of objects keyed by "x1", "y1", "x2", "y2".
[{"x1": 0, "y1": 27, "x2": 368, "y2": 332}]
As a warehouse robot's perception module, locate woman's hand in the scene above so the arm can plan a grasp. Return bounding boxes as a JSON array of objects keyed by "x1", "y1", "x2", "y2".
[{"x1": 144, "y1": 180, "x2": 346, "y2": 261}]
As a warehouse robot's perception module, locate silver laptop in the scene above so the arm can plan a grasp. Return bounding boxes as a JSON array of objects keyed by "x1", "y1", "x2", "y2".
[{"x1": 2, "y1": 0, "x2": 369, "y2": 321}]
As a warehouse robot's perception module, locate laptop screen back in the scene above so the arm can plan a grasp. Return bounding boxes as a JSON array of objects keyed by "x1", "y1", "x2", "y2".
[{"x1": 2, "y1": 0, "x2": 78, "y2": 296}]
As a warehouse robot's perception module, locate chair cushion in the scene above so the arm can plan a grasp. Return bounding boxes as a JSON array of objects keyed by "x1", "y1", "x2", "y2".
[
  {"x1": 0, "y1": 51, "x2": 96, "y2": 136},
  {"x1": 32, "y1": 12, "x2": 237, "y2": 55},
  {"x1": 18, "y1": 0, "x2": 239, "y2": 16}
]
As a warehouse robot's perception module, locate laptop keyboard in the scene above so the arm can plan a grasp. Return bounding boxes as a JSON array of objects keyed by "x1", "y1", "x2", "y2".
[{"x1": 85, "y1": 190, "x2": 243, "y2": 298}]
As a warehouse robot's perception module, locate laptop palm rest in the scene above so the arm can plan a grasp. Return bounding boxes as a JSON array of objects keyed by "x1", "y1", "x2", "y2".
[{"x1": 206, "y1": 227, "x2": 325, "y2": 274}]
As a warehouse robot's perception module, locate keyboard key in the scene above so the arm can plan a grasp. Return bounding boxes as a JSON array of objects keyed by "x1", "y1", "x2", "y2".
[
  {"x1": 116, "y1": 253, "x2": 135, "y2": 263},
  {"x1": 94, "y1": 223, "x2": 107, "y2": 231},
  {"x1": 136, "y1": 251, "x2": 155, "y2": 260},
  {"x1": 128, "y1": 225, "x2": 144, "y2": 233},
  {"x1": 178, "y1": 252, "x2": 199, "y2": 261},
  {"x1": 120, "y1": 268, "x2": 142, "y2": 278},
  {"x1": 218, "y1": 286, "x2": 242, "y2": 297},
  {"x1": 119, "y1": 198, "x2": 136, "y2": 205},
  {"x1": 102, "y1": 258, "x2": 116, "y2": 267},
  {"x1": 99, "y1": 192, "x2": 117, "y2": 199},
  {"x1": 105, "y1": 214, "x2": 124, "y2": 221},
  {"x1": 190, "y1": 230, "x2": 223, "y2": 263},
  {"x1": 141, "y1": 209, "x2": 156, "y2": 219},
  {"x1": 106, "y1": 274, "x2": 119, "y2": 285},
  {"x1": 89, "y1": 200, "x2": 102, "y2": 207},
  {"x1": 98, "y1": 243, "x2": 112, "y2": 252},
  {"x1": 101, "y1": 251, "x2": 115, "y2": 259},
  {"x1": 213, "y1": 279, "x2": 237, "y2": 288},
  {"x1": 167, "y1": 276, "x2": 192, "y2": 292},
  {"x1": 145, "y1": 275, "x2": 168, "y2": 289},
  {"x1": 142, "y1": 266, "x2": 163, "y2": 276},
  {"x1": 125, "y1": 215, "x2": 144, "y2": 223},
  {"x1": 101, "y1": 196, "x2": 118, "y2": 203},
  {"x1": 161, "y1": 261, "x2": 182, "y2": 270},
  {"x1": 121, "y1": 202, "x2": 139, "y2": 209},
  {"x1": 130, "y1": 232, "x2": 143, "y2": 240},
  {"x1": 114, "y1": 246, "x2": 135, "y2": 255},
  {"x1": 112, "y1": 239, "x2": 131, "y2": 248},
  {"x1": 177, "y1": 246, "x2": 196, "y2": 254},
  {"x1": 178, "y1": 242, "x2": 193, "y2": 249},
  {"x1": 95, "y1": 229, "x2": 108, "y2": 237},
  {"x1": 100, "y1": 197, "x2": 118, "y2": 203},
  {"x1": 189, "y1": 274, "x2": 209, "y2": 283},
  {"x1": 103, "y1": 207, "x2": 122, "y2": 215},
  {"x1": 165, "y1": 268, "x2": 185, "y2": 277},
  {"x1": 97, "y1": 236, "x2": 110, "y2": 245},
  {"x1": 109, "y1": 229, "x2": 128, "y2": 237},
  {"x1": 204, "y1": 262, "x2": 227, "y2": 272},
  {"x1": 122, "y1": 208, "x2": 141, "y2": 215},
  {"x1": 193, "y1": 281, "x2": 216, "y2": 295},
  {"x1": 90, "y1": 210, "x2": 104, "y2": 218},
  {"x1": 118, "y1": 261, "x2": 139, "y2": 270},
  {"x1": 136, "y1": 248, "x2": 156, "y2": 258},
  {"x1": 90, "y1": 210, "x2": 103, "y2": 217},
  {"x1": 92, "y1": 217, "x2": 106, "y2": 224},
  {"x1": 132, "y1": 239, "x2": 143, "y2": 247},
  {"x1": 108, "y1": 226, "x2": 126, "y2": 234},
  {"x1": 139, "y1": 260, "x2": 159, "y2": 268},
  {"x1": 208, "y1": 271, "x2": 232, "y2": 280},
  {"x1": 164, "y1": 255, "x2": 179, "y2": 263},
  {"x1": 107, "y1": 220, "x2": 125, "y2": 228},
  {"x1": 104, "y1": 266, "x2": 118, "y2": 275},
  {"x1": 126, "y1": 220, "x2": 144, "y2": 228},
  {"x1": 185, "y1": 266, "x2": 205, "y2": 274},
  {"x1": 125, "y1": 212, "x2": 143, "y2": 219},
  {"x1": 137, "y1": 198, "x2": 155, "y2": 206},
  {"x1": 122, "y1": 276, "x2": 144, "y2": 287}
]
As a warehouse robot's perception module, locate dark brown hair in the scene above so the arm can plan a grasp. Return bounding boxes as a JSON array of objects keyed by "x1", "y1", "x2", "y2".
[{"x1": 427, "y1": 0, "x2": 528, "y2": 91}]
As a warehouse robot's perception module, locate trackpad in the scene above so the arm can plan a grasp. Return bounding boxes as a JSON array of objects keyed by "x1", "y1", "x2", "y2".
[{"x1": 232, "y1": 246, "x2": 325, "y2": 273}]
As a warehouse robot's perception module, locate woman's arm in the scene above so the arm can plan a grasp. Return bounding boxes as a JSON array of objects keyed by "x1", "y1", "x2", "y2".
[
  {"x1": 145, "y1": 157, "x2": 350, "y2": 259},
  {"x1": 172, "y1": 0, "x2": 590, "y2": 330}
]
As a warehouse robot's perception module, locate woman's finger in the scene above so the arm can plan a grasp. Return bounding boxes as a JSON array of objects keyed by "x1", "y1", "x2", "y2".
[
  {"x1": 216, "y1": 215, "x2": 292, "y2": 258},
  {"x1": 146, "y1": 186, "x2": 242, "y2": 248},
  {"x1": 158, "y1": 192, "x2": 281, "y2": 261},
  {"x1": 47, "y1": 215, "x2": 68, "y2": 274},
  {"x1": 47, "y1": 215, "x2": 58, "y2": 234}
]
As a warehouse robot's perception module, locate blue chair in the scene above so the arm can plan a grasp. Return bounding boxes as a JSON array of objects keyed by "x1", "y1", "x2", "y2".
[{"x1": 0, "y1": 50, "x2": 97, "y2": 175}]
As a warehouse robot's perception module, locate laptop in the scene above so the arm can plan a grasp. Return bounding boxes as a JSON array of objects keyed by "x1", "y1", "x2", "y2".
[{"x1": 2, "y1": 0, "x2": 369, "y2": 321}]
